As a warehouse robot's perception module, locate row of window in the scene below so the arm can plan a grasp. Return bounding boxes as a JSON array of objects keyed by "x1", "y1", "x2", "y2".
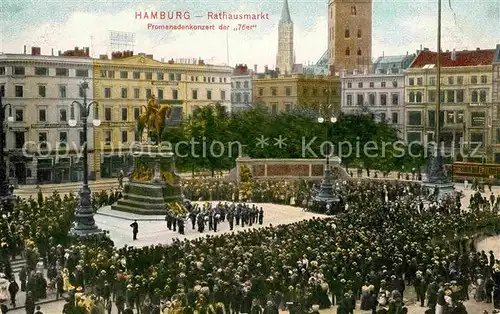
[
  {"x1": 405, "y1": 110, "x2": 493, "y2": 126},
  {"x1": 345, "y1": 93, "x2": 400, "y2": 106},
  {"x1": 8, "y1": 84, "x2": 86, "y2": 98},
  {"x1": 408, "y1": 75, "x2": 488, "y2": 86},
  {"x1": 257, "y1": 87, "x2": 337, "y2": 97},
  {"x1": 232, "y1": 81, "x2": 250, "y2": 89},
  {"x1": 346, "y1": 81, "x2": 399, "y2": 88},
  {"x1": 407, "y1": 90, "x2": 488, "y2": 103},
  {"x1": 231, "y1": 93, "x2": 250, "y2": 104},
  {"x1": 345, "y1": 47, "x2": 363, "y2": 56},
  {"x1": 0, "y1": 66, "x2": 89, "y2": 77},
  {"x1": 102, "y1": 88, "x2": 226, "y2": 101}
]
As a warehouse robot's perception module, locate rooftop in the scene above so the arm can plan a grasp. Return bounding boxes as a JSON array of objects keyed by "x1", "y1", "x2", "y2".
[
  {"x1": 494, "y1": 44, "x2": 500, "y2": 63},
  {"x1": 280, "y1": 0, "x2": 292, "y2": 23},
  {"x1": 373, "y1": 55, "x2": 413, "y2": 64},
  {"x1": 410, "y1": 48, "x2": 496, "y2": 68}
]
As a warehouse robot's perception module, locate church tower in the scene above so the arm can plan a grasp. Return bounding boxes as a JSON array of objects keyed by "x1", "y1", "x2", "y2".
[
  {"x1": 276, "y1": 0, "x2": 294, "y2": 74},
  {"x1": 328, "y1": 0, "x2": 372, "y2": 74}
]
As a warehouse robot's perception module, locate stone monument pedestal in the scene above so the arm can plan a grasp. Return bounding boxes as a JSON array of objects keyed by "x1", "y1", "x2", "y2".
[
  {"x1": 111, "y1": 145, "x2": 183, "y2": 215},
  {"x1": 422, "y1": 181, "x2": 455, "y2": 200}
]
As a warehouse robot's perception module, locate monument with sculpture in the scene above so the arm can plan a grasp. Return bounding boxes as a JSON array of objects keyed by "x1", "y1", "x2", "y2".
[{"x1": 111, "y1": 95, "x2": 185, "y2": 215}]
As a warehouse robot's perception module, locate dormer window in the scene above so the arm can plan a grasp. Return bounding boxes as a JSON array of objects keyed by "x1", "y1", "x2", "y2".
[{"x1": 351, "y1": 6, "x2": 357, "y2": 15}]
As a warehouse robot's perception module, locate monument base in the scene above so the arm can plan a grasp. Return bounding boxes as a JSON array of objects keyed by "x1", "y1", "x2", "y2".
[{"x1": 422, "y1": 181, "x2": 456, "y2": 201}]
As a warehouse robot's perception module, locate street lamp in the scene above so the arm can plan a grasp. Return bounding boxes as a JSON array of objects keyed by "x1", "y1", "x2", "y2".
[
  {"x1": 0, "y1": 85, "x2": 14, "y2": 205},
  {"x1": 313, "y1": 104, "x2": 340, "y2": 214},
  {"x1": 68, "y1": 81, "x2": 104, "y2": 238}
]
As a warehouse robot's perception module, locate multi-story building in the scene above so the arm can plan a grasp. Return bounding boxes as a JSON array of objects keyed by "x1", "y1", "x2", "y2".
[
  {"x1": 492, "y1": 44, "x2": 500, "y2": 162},
  {"x1": 0, "y1": 46, "x2": 95, "y2": 185},
  {"x1": 231, "y1": 64, "x2": 253, "y2": 112},
  {"x1": 92, "y1": 52, "x2": 232, "y2": 178},
  {"x1": 404, "y1": 48, "x2": 496, "y2": 162},
  {"x1": 340, "y1": 70, "x2": 406, "y2": 136},
  {"x1": 252, "y1": 72, "x2": 341, "y2": 115},
  {"x1": 328, "y1": 0, "x2": 372, "y2": 74}
]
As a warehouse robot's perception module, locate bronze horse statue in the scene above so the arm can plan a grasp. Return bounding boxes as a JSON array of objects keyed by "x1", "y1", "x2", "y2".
[{"x1": 137, "y1": 95, "x2": 172, "y2": 143}]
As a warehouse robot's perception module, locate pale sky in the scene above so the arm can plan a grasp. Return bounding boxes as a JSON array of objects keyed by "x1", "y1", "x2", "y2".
[{"x1": 0, "y1": 0, "x2": 498, "y2": 69}]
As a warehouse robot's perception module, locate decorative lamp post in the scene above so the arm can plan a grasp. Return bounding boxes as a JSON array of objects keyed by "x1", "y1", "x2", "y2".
[
  {"x1": 68, "y1": 81, "x2": 104, "y2": 238},
  {"x1": 313, "y1": 104, "x2": 340, "y2": 213},
  {"x1": 0, "y1": 85, "x2": 14, "y2": 204}
]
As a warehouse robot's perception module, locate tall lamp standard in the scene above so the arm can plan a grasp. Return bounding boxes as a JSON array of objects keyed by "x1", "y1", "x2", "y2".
[
  {"x1": 313, "y1": 104, "x2": 340, "y2": 213},
  {"x1": 68, "y1": 81, "x2": 104, "y2": 238},
  {"x1": 0, "y1": 86, "x2": 14, "y2": 204}
]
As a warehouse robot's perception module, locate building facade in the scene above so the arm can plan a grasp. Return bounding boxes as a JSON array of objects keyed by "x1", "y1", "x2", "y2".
[
  {"x1": 276, "y1": 0, "x2": 294, "y2": 75},
  {"x1": 0, "y1": 46, "x2": 95, "y2": 185},
  {"x1": 492, "y1": 44, "x2": 500, "y2": 162},
  {"x1": 328, "y1": 0, "x2": 372, "y2": 74},
  {"x1": 340, "y1": 70, "x2": 406, "y2": 137},
  {"x1": 372, "y1": 54, "x2": 416, "y2": 74},
  {"x1": 231, "y1": 64, "x2": 253, "y2": 112},
  {"x1": 252, "y1": 73, "x2": 341, "y2": 115},
  {"x1": 92, "y1": 53, "x2": 232, "y2": 178},
  {"x1": 404, "y1": 48, "x2": 496, "y2": 162}
]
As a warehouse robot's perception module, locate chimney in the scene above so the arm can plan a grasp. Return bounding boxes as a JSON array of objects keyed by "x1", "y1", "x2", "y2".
[
  {"x1": 476, "y1": 47, "x2": 480, "y2": 51},
  {"x1": 24, "y1": 45, "x2": 26, "y2": 54},
  {"x1": 264, "y1": 65, "x2": 268, "y2": 72},
  {"x1": 146, "y1": 54, "x2": 153, "y2": 59},
  {"x1": 382, "y1": 51, "x2": 384, "y2": 57},
  {"x1": 451, "y1": 48, "x2": 456, "y2": 61},
  {"x1": 420, "y1": 44, "x2": 423, "y2": 51},
  {"x1": 31, "y1": 47, "x2": 41, "y2": 55},
  {"x1": 58, "y1": 50, "x2": 61, "y2": 56},
  {"x1": 51, "y1": 48, "x2": 54, "y2": 56},
  {"x1": 406, "y1": 51, "x2": 408, "y2": 55},
  {"x1": 254, "y1": 64, "x2": 257, "y2": 73}
]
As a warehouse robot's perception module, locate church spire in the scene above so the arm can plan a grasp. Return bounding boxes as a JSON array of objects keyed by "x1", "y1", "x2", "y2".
[{"x1": 280, "y1": 0, "x2": 292, "y2": 23}]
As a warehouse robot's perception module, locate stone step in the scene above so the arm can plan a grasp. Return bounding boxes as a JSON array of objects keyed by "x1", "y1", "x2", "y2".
[
  {"x1": 114, "y1": 198, "x2": 169, "y2": 210},
  {"x1": 123, "y1": 193, "x2": 182, "y2": 204},
  {"x1": 109, "y1": 204, "x2": 168, "y2": 216}
]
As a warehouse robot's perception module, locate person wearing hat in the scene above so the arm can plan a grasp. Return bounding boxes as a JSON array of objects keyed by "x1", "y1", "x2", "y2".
[
  {"x1": 8, "y1": 278, "x2": 18, "y2": 307},
  {"x1": 130, "y1": 220, "x2": 138, "y2": 241}
]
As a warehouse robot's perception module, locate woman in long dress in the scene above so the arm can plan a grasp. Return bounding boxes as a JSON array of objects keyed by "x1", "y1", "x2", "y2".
[
  {"x1": 0, "y1": 273, "x2": 9, "y2": 302},
  {"x1": 62, "y1": 268, "x2": 71, "y2": 292}
]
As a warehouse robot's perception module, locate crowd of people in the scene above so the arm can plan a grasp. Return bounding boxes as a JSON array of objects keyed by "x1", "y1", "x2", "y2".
[{"x1": 0, "y1": 178, "x2": 500, "y2": 314}]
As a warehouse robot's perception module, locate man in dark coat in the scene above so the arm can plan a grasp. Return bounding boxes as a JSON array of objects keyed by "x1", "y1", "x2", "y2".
[
  {"x1": 25, "y1": 291, "x2": 36, "y2": 314},
  {"x1": 130, "y1": 220, "x2": 138, "y2": 240},
  {"x1": 259, "y1": 208, "x2": 264, "y2": 225},
  {"x1": 8, "y1": 278, "x2": 19, "y2": 307}
]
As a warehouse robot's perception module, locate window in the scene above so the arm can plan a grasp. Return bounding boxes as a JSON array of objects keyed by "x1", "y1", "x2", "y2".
[
  {"x1": 392, "y1": 81, "x2": 398, "y2": 88},
  {"x1": 285, "y1": 103, "x2": 291, "y2": 112},
  {"x1": 14, "y1": 132, "x2": 25, "y2": 149},
  {"x1": 134, "y1": 131, "x2": 140, "y2": 142},
  {"x1": 79, "y1": 86, "x2": 85, "y2": 98},
  {"x1": 358, "y1": 82, "x2": 363, "y2": 88},
  {"x1": 347, "y1": 95, "x2": 353, "y2": 106},
  {"x1": 392, "y1": 112, "x2": 398, "y2": 124},
  {"x1": 481, "y1": 75, "x2": 487, "y2": 84},
  {"x1": 38, "y1": 86, "x2": 46, "y2": 97},
  {"x1": 409, "y1": 91, "x2": 415, "y2": 103},
  {"x1": 471, "y1": 76, "x2": 477, "y2": 84},
  {"x1": 121, "y1": 108, "x2": 128, "y2": 121},
  {"x1": 271, "y1": 103, "x2": 278, "y2": 115},
  {"x1": 243, "y1": 81, "x2": 249, "y2": 88},
  {"x1": 100, "y1": 70, "x2": 106, "y2": 78},
  {"x1": 380, "y1": 94, "x2": 387, "y2": 105},
  {"x1": 236, "y1": 82, "x2": 241, "y2": 89},
  {"x1": 176, "y1": 73, "x2": 181, "y2": 81},
  {"x1": 429, "y1": 77, "x2": 436, "y2": 85},
  {"x1": 345, "y1": 29, "x2": 350, "y2": 38},
  {"x1": 409, "y1": 78, "x2": 415, "y2": 86},
  {"x1": 457, "y1": 76, "x2": 464, "y2": 85},
  {"x1": 207, "y1": 90, "x2": 212, "y2": 100},
  {"x1": 357, "y1": 49, "x2": 362, "y2": 56},
  {"x1": 120, "y1": 71, "x2": 128, "y2": 79},
  {"x1": 271, "y1": 88, "x2": 277, "y2": 96},
  {"x1": 258, "y1": 88, "x2": 263, "y2": 96},
  {"x1": 15, "y1": 86, "x2": 23, "y2": 97},
  {"x1": 440, "y1": 91, "x2": 445, "y2": 103},
  {"x1": 243, "y1": 93, "x2": 249, "y2": 103},
  {"x1": 416, "y1": 92, "x2": 422, "y2": 103},
  {"x1": 356, "y1": 94, "x2": 364, "y2": 106},
  {"x1": 417, "y1": 77, "x2": 423, "y2": 86},
  {"x1": 76, "y1": 69, "x2": 89, "y2": 77},
  {"x1": 59, "y1": 108, "x2": 67, "y2": 122},
  {"x1": 39, "y1": 132, "x2": 48, "y2": 149},
  {"x1": 121, "y1": 88, "x2": 128, "y2": 99},
  {"x1": 35, "y1": 67, "x2": 48, "y2": 76},
  {"x1": 471, "y1": 91, "x2": 478, "y2": 102},
  {"x1": 471, "y1": 111, "x2": 485, "y2": 126},
  {"x1": 107, "y1": 71, "x2": 115, "y2": 78},
  {"x1": 447, "y1": 112, "x2": 455, "y2": 124},
  {"x1": 145, "y1": 72, "x2": 152, "y2": 80},
  {"x1": 172, "y1": 89, "x2": 178, "y2": 100},
  {"x1": 170, "y1": 73, "x2": 176, "y2": 81},
  {"x1": 380, "y1": 113, "x2": 386, "y2": 121},
  {"x1": 447, "y1": 90, "x2": 455, "y2": 103},
  {"x1": 456, "y1": 90, "x2": 464, "y2": 102},
  {"x1": 448, "y1": 76, "x2": 454, "y2": 85},
  {"x1": 13, "y1": 67, "x2": 25, "y2": 75},
  {"x1": 104, "y1": 88, "x2": 111, "y2": 98},
  {"x1": 471, "y1": 132, "x2": 483, "y2": 144},
  {"x1": 157, "y1": 72, "x2": 164, "y2": 80},
  {"x1": 121, "y1": 130, "x2": 128, "y2": 143},
  {"x1": 146, "y1": 89, "x2": 152, "y2": 99},
  {"x1": 192, "y1": 90, "x2": 198, "y2": 99},
  {"x1": 0, "y1": 67, "x2": 4, "y2": 75},
  {"x1": 56, "y1": 68, "x2": 68, "y2": 76},
  {"x1": 357, "y1": 29, "x2": 362, "y2": 38},
  {"x1": 345, "y1": 47, "x2": 350, "y2": 56},
  {"x1": 133, "y1": 71, "x2": 141, "y2": 79},
  {"x1": 134, "y1": 108, "x2": 140, "y2": 120},
  {"x1": 428, "y1": 111, "x2": 436, "y2": 127},
  {"x1": 15, "y1": 109, "x2": 23, "y2": 122},
  {"x1": 369, "y1": 82, "x2": 374, "y2": 88},
  {"x1": 59, "y1": 132, "x2": 68, "y2": 145},
  {"x1": 312, "y1": 89, "x2": 318, "y2": 96},
  {"x1": 157, "y1": 89, "x2": 164, "y2": 100},
  {"x1": 79, "y1": 131, "x2": 85, "y2": 146},
  {"x1": 235, "y1": 93, "x2": 241, "y2": 103},
  {"x1": 104, "y1": 131, "x2": 111, "y2": 145},
  {"x1": 104, "y1": 108, "x2": 112, "y2": 121},
  {"x1": 59, "y1": 86, "x2": 67, "y2": 98},
  {"x1": 408, "y1": 111, "x2": 422, "y2": 126},
  {"x1": 497, "y1": 129, "x2": 500, "y2": 144},
  {"x1": 347, "y1": 82, "x2": 352, "y2": 88},
  {"x1": 39, "y1": 108, "x2": 46, "y2": 122},
  {"x1": 428, "y1": 90, "x2": 436, "y2": 103},
  {"x1": 351, "y1": 5, "x2": 356, "y2": 15},
  {"x1": 391, "y1": 94, "x2": 399, "y2": 105},
  {"x1": 381, "y1": 82, "x2": 386, "y2": 88},
  {"x1": 479, "y1": 90, "x2": 487, "y2": 102},
  {"x1": 285, "y1": 87, "x2": 291, "y2": 96},
  {"x1": 134, "y1": 88, "x2": 140, "y2": 99},
  {"x1": 221, "y1": 90, "x2": 226, "y2": 100},
  {"x1": 368, "y1": 94, "x2": 375, "y2": 105},
  {"x1": 457, "y1": 111, "x2": 464, "y2": 123}
]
